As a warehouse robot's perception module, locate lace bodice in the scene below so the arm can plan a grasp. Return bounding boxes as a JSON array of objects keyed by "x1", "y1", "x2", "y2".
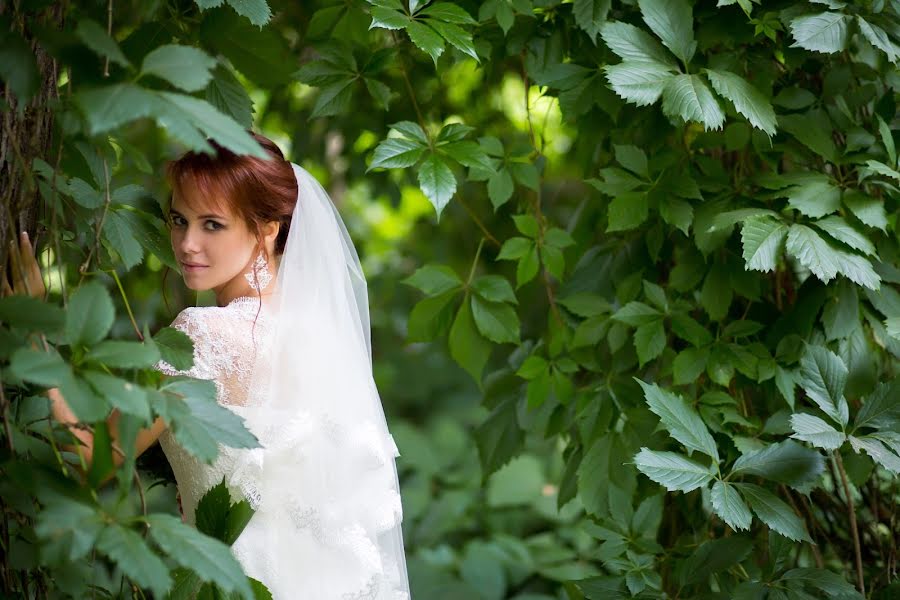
[{"x1": 153, "y1": 296, "x2": 275, "y2": 523}]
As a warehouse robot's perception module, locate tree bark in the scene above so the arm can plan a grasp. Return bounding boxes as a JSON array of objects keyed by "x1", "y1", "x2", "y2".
[{"x1": 0, "y1": 2, "x2": 65, "y2": 273}]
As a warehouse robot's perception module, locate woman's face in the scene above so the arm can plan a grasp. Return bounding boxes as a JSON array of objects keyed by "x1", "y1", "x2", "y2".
[{"x1": 168, "y1": 184, "x2": 259, "y2": 298}]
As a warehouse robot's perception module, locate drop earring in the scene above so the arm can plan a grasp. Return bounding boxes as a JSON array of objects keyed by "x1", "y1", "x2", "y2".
[{"x1": 244, "y1": 252, "x2": 273, "y2": 291}]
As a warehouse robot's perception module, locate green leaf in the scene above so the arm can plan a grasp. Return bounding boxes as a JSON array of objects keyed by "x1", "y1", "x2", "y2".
[
  {"x1": 406, "y1": 289, "x2": 459, "y2": 342},
  {"x1": 496, "y1": 237, "x2": 532, "y2": 260},
  {"x1": 102, "y1": 210, "x2": 144, "y2": 270},
  {"x1": 785, "y1": 224, "x2": 839, "y2": 284},
  {"x1": 638, "y1": 0, "x2": 696, "y2": 64},
  {"x1": 741, "y1": 216, "x2": 787, "y2": 272},
  {"x1": 194, "y1": 478, "x2": 255, "y2": 544},
  {"x1": 0, "y1": 29, "x2": 40, "y2": 105},
  {"x1": 798, "y1": 345, "x2": 849, "y2": 426},
  {"x1": 86, "y1": 340, "x2": 162, "y2": 369},
  {"x1": 876, "y1": 114, "x2": 897, "y2": 166},
  {"x1": 790, "y1": 413, "x2": 846, "y2": 450},
  {"x1": 779, "y1": 113, "x2": 837, "y2": 162},
  {"x1": 369, "y1": 138, "x2": 427, "y2": 170},
  {"x1": 471, "y1": 296, "x2": 520, "y2": 344},
  {"x1": 449, "y1": 296, "x2": 492, "y2": 385},
  {"x1": 472, "y1": 275, "x2": 517, "y2": 304},
  {"x1": 153, "y1": 327, "x2": 195, "y2": 372},
  {"x1": 790, "y1": 12, "x2": 849, "y2": 54},
  {"x1": 843, "y1": 190, "x2": 888, "y2": 231},
  {"x1": 418, "y1": 154, "x2": 457, "y2": 218},
  {"x1": 634, "y1": 320, "x2": 665, "y2": 366},
  {"x1": 75, "y1": 19, "x2": 132, "y2": 68},
  {"x1": 604, "y1": 61, "x2": 675, "y2": 106},
  {"x1": 224, "y1": 0, "x2": 272, "y2": 27},
  {"x1": 661, "y1": 74, "x2": 725, "y2": 131},
  {"x1": 854, "y1": 380, "x2": 900, "y2": 431},
  {"x1": 369, "y1": 6, "x2": 409, "y2": 29},
  {"x1": 849, "y1": 435, "x2": 900, "y2": 473},
  {"x1": 159, "y1": 392, "x2": 260, "y2": 463},
  {"x1": 439, "y1": 140, "x2": 494, "y2": 172},
  {"x1": 406, "y1": 21, "x2": 444, "y2": 64},
  {"x1": 8, "y1": 347, "x2": 70, "y2": 387},
  {"x1": 710, "y1": 481, "x2": 752, "y2": 531},
  {"x1": 83, "y1": 371, "x2": 150, "y2": 422},
  {"x1": 157, "y1": 92, "x2": 268, "y2": 158},
  {"x1": 705, "y1": 69, "x2": 776, "y2": 136},
  {"x1": 673, "y1": 346, "x2": 710, "y2": 385},
  {"x1": 0, "y1": 295, "x2": 65, "y2": 332},
  {"x1": 516, "y1": 245, "x2": 540, "y2": 288},
  {"x1": 475, "y1": 396, "x2": 524, "y2": 479},
  {"x1": 205, "y1": 64, "x2": 254, "y2": 129},
  {"x1": 573, "y1": 0, "x2": 611, "y2": 44},
  {"x1": 633, "y1": 448, "x2": 714, "y2": 492},
  {"x1": 730, "y1": 439, "x2": 824, "y2": 488},
  {"x1": 607, "y1": 191, "x2": 649, "y2": 231},
  {"x1": 857, "y1": 17, "x2": 900, "y2": 63},
  {"x1": 779, "y1": 568, "x2": 863, "y2": 599},
  {"x1": 403, "y1": 264, "x2": 462, "y2": 295},
  {"x1": 785, "y1": 179, "x2": 841, "y2": 218},
  {"x1": 66, "y1": 281, "x2": 115, "y2": 346},
  {"x1": 141, "y1": 45, "x2": 216, "y2": 92},
  {"x1": 635, "y1": 379, "x2": 720, "y2": 460},
  {"x1": 427, "y1": 20, "x2": 479, "y2": 62},
  {"x1": 670, "y1": 313, "x2": 713, "y2": 347},
  {"x1": 309, "y1": 79, "x2": 354, "y2": 118},
  {"x1": 700, "y1": 265, "x2": 731, "y2": 322},
  {"x1": 391, "y1": 120, "x2": 429, "y2": 144},
  {"x1": 600, "y1": 21, "x2": 678, "y2": 67},
  {"x1": 611, "y1": 301, "x2": 661, "y2": 327},
  {"x1": 614, "y1": 145, "x2": 649, "y2": 178},
  {"x1": 419, "y1": 2, "x2": 477, "y2": 23},
  {"x1": 659, "y1": 198, "x2": 693, "y2": 235},
  {"x1": 813, "y1": 216, "x2": 877, "y2": 257},
  {"x1": 146, "y1": 514, "x2": 254, "y2": 598},
  {"x1": 735, "y1": 483, "x2": 811, "y2": 542},
  {"x1": 96, "y1": 524, "x2": 171, "y2": 597},
  {"x1": 488, "y1": 169, "x2": 514, "y2": 209},
  {"x1": 680, "y1": 536, "x2": 755, "y2": 587}
]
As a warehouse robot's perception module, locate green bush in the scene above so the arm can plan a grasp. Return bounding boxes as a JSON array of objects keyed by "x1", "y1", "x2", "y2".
[{"x1": 1, "y1": 0, "x2": 898, "y2": 598}]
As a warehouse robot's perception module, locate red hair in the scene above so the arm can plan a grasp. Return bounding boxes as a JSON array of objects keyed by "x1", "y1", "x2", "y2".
[
  {"x1": 161, "y1": 131, "x2": 297, "y2": 322},
  {"x1": 164, "y1": 131, "x2": 297, "y2": 256}
]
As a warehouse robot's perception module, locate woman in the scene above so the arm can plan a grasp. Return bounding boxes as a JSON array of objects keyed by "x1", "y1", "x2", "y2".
[{"x1": 5, "y1": 132, "x2": 410, "y2": 599}]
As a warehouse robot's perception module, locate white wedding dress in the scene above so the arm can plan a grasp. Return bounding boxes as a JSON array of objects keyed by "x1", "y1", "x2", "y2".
[{"x1": 153, "y1": 296, "x2": 409, "y2": 599}]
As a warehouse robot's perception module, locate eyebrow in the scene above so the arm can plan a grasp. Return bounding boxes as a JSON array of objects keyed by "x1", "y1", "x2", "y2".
[{"x1": 169, "y1": 209, "x2": 227, "y2": 220}]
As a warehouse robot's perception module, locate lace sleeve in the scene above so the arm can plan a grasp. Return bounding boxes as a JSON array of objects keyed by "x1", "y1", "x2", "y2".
[{"x1": 153, "y1": 308, "x2": 218, "y2": 381}]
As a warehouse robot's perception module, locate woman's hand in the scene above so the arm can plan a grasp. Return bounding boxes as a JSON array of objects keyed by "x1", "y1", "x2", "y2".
[{"x1": 2, "y1": 231, "x2": 46, "y2": 299}]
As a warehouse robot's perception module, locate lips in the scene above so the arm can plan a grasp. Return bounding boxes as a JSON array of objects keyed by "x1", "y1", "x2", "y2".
[{"x1": 181, "y1": 261, "x2": 208, "y2": 271}]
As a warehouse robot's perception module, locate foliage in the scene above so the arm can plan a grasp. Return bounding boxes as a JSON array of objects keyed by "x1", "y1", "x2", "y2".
[{"x1": 2, "y1": 0, "x2": 900, "y2": 598}]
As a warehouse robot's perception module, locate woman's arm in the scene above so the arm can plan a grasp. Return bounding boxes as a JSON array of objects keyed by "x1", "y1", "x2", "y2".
[{"x1": 48, "y1": 385, "x2": 167, "y2": 479}]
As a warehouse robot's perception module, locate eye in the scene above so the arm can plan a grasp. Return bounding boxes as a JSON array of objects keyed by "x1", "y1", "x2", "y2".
[
  {"x1": 170, "y1": 215, "x2": 186, "y2": 227},
  {"x1": 205, "y1": 220, "x2": 224, "y2": 231}
]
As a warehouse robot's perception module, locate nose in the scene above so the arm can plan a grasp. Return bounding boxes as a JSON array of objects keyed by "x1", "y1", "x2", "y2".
[{"x1": 174, "y1": 222, "x2": 202, "y2": 257}]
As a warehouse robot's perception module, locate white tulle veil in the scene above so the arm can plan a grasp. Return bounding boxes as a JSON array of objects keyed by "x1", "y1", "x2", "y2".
[{"x1": 227, "y1": 162, "x2": 410, "y2": 599}]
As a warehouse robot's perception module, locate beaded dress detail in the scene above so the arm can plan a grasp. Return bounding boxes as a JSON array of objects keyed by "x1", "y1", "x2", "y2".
[{"x1": 153, "y1": 296, "x2": 407, "y2": 599}]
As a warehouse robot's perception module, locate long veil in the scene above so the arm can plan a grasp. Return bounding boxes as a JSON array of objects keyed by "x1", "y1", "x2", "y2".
[{"x1": 227, "y1": 162, "x2": 410, "y2": 599}]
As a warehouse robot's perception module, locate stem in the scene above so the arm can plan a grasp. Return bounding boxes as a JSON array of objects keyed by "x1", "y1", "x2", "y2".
[
  {"x1": 79, "y1": 159, "x2": 113, "y2": 280},
  {"x1": 834, "y1": 451, "x2": 866, "y2": 595},
  {"x1": 107, "y1": 268, "x2": 142, "y2": 340},
  {"x1": 457, "y1": 196, "x2": 499, "y2": 247},
  {"x1": 466, "y1": 238, "x2": 485, "y2": 286}
]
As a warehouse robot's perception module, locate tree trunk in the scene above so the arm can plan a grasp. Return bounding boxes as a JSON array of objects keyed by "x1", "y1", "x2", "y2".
[{"x1": 0, "y1": 2, "x2": 65, "y2": 272}]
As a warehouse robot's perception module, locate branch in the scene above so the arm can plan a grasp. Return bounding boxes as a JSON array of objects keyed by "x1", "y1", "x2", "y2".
[{"x1": 834, "y1": 451, "x2": 866, "y2": 595}]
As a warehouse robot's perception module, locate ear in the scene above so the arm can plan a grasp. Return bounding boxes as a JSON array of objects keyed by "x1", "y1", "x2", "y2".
[{"x1": 263, "y1": 220, "x2": 280, "y2": 244}]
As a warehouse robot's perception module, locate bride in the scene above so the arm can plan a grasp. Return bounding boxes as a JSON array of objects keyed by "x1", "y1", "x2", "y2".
[{"x1": 17, "y1": 132, "x2": 411, "y2": 599}]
